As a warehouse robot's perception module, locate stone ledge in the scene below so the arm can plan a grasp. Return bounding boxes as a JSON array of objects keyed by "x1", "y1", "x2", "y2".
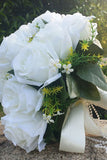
[{"x1": 0, "y1": 122, "x2": 107, "y2": 160}]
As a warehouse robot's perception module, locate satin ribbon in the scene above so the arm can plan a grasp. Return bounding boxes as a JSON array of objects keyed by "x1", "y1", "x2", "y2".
[{"x1": 59, "y1": 87, "x2": 107, "y2": 153}]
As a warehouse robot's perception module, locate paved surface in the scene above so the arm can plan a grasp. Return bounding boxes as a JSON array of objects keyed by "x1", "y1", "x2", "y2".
[{"x1": 0, "y1": 122, "x2": 107, "y2": 160}]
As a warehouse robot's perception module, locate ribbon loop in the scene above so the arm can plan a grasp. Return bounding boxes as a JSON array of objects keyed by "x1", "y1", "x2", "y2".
[{"x1": 59, "y1": 100, "x2": 85, "y2": 153}]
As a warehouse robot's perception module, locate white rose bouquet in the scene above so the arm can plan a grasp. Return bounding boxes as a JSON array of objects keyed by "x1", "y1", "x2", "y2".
[{"x1": 0, "y1": 11, "x2": 107, "y2": 153}]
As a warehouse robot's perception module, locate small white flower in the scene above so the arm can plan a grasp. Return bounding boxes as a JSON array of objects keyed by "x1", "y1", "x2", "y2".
[
  {"x1": 62, "y1": 64, "x2": 74, "y2": 74},
  {"x1": 57, "y1": 110, "x2": 64, "y2": 115},
  {"x1": 43, "y1": 114, "x2": 54, "y2": 123},
  {"x1": 50, "y1": 59, "x2": 61, "y2": 69},
  {"x1": 54, "y1": 110, "x2": 64, "y2": 116}
]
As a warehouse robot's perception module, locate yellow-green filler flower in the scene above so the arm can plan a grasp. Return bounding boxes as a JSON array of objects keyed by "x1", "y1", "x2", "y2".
[{"x1": 81, "y1": 42, "x2": 89, "y2": 51}]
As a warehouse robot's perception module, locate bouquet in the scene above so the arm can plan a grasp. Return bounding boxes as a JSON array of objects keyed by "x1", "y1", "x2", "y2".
[{"x1": 0, "y1": 11, "x2": 107, "y2": 153}]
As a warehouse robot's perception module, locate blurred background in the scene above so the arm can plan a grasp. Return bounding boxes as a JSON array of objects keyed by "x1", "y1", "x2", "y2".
[{"x1": 0, "y1": 0, "x2": 107, "y2": 118}]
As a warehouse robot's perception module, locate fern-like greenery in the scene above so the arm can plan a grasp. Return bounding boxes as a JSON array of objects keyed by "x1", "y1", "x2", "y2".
[
  {"x1": 42, "y1": 86, "x2": 63, "y2": 116},
  {"x1": 61, "y1": 52, "x2": 102, "y2": 70}
]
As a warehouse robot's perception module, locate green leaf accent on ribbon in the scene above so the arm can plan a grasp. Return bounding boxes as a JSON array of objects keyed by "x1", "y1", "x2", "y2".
[{"x1": 76, "y1": 63, "x2": 107, "y2": 91}]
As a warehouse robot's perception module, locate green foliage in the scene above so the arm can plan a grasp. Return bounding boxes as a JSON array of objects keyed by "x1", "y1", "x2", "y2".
[
  {"x1": 76, "y1": 41, "x2": 104, "y2": 56},
  {"x1": 0, "y1": 104, "x2": 4, "y2": 119},
  {"x1": 43, "y1": 77, "x2": 79, "y2": 143},
  {"x1": 43, "y1": 86, "x2": 63, "y2": 96},
  {"x1": 68, "y1": 0, "x2": 107, "y2": 56},
  {"x1": 42, "y1": 86, "x2": 63, "y2": 116},
  {"x1": 60, "y1": 40, "x2": 103, "y2": 70},
  {"x1": 0, "y1": 0, "x2": 44, "y2": 43},
  {"x1": 102, "y1": 65, "x2": 107, "y2": 76},
  {"x1": 66, "y1": 74, "x2": 100, "y2": 101},
  {"x1": 76, "y1": 63, "x2": 107, "y2": 91},
  {"x1": 44, "y1": 113, "x2": 65, "y2": 143},
  {"x1": 41, "y1": 76, "x2": 78, "y2": 118},
  {"x1": 68, "y1": 53, "x2": 101, "y2": 69}
]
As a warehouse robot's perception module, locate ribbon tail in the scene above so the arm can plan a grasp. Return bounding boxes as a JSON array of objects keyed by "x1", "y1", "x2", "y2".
[
  {"x1": 84, "y1": 105, "x2": 102, "y2": 136},
  {"x1": 59, "y1": 100, "x2": 85, "y2": 153}
]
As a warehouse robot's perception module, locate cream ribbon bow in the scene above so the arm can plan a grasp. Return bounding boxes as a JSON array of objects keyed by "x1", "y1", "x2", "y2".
[{"x1": 59, "y1": 87, "x2": 107, "y2": 153}]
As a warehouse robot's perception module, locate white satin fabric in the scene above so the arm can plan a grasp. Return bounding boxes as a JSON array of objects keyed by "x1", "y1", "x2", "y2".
[
  {"x1": 59, "y1": 87, "x2": 107, "y2": 153},
  {"x1": 59, "y1": 100, "x2": 85, "y2": 153}
]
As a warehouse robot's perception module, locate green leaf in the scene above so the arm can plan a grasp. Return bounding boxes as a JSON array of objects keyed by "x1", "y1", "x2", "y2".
[
  {"x1": 76, "y1": 63, "x2": 107, "y2": 91},
  {"x1": 76, "y1": 40, "x2": 104, "y2": 56},
  {"x1": 74, "y1": 75, "x2": 100, "y2": 101},
  {"x1": 59, "y1": 77, "x2": 69, "y2": 101},
  {"x1": 66, "y1": 74, "x2": 79, "y2": 99},
  {"x1": 89, "y1": 40, "x2": 104, "y2": 56},
  {"x1": 44, "y1": 115, "x2": 65, "y2": 143},
  {"x1": 42, "y1": 19, "x2": 48, "y2": 24},
  {"x1": 44, "y1": 124, "x2": 57, "y2": 143}
]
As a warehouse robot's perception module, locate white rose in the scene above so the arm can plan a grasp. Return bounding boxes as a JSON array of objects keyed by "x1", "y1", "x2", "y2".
[
  {"x1": 62, "y1": 13, "x2": 97, "y2": 47},
  {"x1": 1, "y1": 112, "x2": 47, "y2": 152},
  {"x1": 15, "y1": 23, "x2": 36, "y2": 43},
  {"x1": 61, "y1": 13, "x2": 84, "y2": 49},
  {"x1": 0, "y1": 23, "x2": 36, "y2": 72},
  {"x1": 12, "y1": 43, "x2": 59, "y2": 86},
  {"x1": 2, "y1": 77, "x2": 43, "y2": 114},
  {"x1": 0, "y1": 38, "x2": 13, "y2": 72},
  {"x1": 0, "y1": 34, "x2": 24, "y2": 72},
  {"x1": 63, "y1": 13, "x2": 88, "y2": 32},
  {"x1": 0, "y1": 34, "x2": 24, "y2": 61},
  {"x1": 32, "y1": 10, "x2": 63, "y2": 29},
  {"x1": 0, "y1": 72, "x2": 8, "y2": 102},
  {"x1": 80, "y1": 22, "x2": 98, "y2": 41},
  {"x1": 36, "y1": 22, "x2": 72, "y2": 59}
]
